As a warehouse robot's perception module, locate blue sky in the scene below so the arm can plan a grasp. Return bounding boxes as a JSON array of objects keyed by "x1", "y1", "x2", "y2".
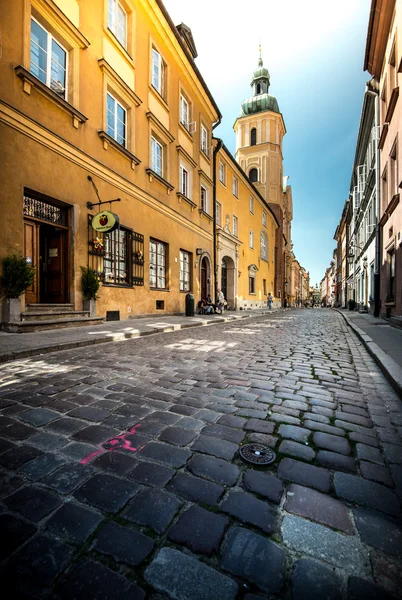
[{"x1": 164, "y1": 0, "x2": 371, "y2": 286}]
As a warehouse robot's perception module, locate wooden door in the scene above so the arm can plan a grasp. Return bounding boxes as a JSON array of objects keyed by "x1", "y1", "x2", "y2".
[
  {"x1": 24, "y1": 220, "x2": 39, "y2": 304},
  {"x1": 201, "y1": 258, "x2": 207, "y2": 300},
  {"x1": 41, "y1": 227, "x2": 66, "y2": 303}
]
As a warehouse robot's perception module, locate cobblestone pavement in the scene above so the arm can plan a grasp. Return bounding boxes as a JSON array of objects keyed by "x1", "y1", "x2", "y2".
[{"x1": 0, "y1": 309, "x2": 401, "y2": 600}]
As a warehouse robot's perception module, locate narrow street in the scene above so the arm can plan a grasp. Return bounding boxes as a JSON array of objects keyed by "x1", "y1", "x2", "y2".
[{"x1": 0, "y1": 309, "x2": 401, "y2": 599}]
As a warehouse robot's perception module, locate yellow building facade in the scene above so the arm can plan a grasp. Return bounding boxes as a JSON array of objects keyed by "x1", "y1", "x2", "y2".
[{"x1": 0, "y1": 0, "x2": 221, "y2": 323}]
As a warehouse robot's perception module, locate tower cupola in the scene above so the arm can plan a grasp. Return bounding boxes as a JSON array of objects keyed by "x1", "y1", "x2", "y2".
[{"x1": 241, "y1": 46, "x2": 280, "y2": 116}]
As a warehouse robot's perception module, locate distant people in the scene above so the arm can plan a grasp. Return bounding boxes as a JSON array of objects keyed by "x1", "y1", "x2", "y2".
[
  {"x1": 217, "y1": 288, "x2": 225, "y2": 313},
  {"x1": 206, "y1": 295, "x2": 217, "y2": 314},
  {"x1": 267, "y1": 292, "x2": 273, "y2": 309}
]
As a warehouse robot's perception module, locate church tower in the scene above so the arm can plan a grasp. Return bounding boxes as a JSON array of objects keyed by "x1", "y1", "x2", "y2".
[{"x1": 234, "y1": 49, "x2": 291, "y2": 302}]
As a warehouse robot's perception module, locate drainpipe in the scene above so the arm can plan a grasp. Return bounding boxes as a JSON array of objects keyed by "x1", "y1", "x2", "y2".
[{"x1": 212, "y1": 136, "x2": 223, "y2": 304}]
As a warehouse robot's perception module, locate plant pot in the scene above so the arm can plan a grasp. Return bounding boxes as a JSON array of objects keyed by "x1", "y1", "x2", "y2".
[
  {"x1": 2, "y1": 297, "x2": 21, "y2": 323},
  {"x1": 83, "y1": 299, "x2": 96, "y2": 317}
]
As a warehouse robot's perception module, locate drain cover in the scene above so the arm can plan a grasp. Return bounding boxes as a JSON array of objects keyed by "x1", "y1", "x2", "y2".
[{"x1": 239, "y1": 443, "x2": 276, "y2": 465}]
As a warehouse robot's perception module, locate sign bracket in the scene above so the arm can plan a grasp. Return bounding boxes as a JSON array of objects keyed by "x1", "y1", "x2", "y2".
[{"x1": 87, "y1": 175, "x2": 121, "y2": 210}]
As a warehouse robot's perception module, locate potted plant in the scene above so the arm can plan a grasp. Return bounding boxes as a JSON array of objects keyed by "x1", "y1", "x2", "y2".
[
  {"x1": 81, "y1": 266, "x2": 100, "y2": 317},
  {"x1": 0, "y1": 252, "x2": 35, "y2": 323}
]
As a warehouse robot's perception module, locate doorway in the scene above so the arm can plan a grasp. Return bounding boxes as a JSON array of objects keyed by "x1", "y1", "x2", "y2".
[{"x1": 201, "y1": 257, "x2": 209, "y2": 300}]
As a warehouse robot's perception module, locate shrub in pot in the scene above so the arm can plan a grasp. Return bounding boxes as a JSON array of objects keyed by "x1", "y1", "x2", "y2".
[
  {"x1": 0, "y1": 252, "x2": 35, "y2": 322},
  {"x1": 81, "y1": 266, "x2": 100, "y2": 317}
]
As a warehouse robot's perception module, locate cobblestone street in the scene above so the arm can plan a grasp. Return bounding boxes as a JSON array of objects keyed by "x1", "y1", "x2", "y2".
[{"x1": 0, "y1": 308, "x2": 401, "y2": 599}]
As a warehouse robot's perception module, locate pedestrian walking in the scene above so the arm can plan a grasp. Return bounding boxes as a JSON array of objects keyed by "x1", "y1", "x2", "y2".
[{"x1": 267, "y1": 292, "x2": 273, "y2": 309}]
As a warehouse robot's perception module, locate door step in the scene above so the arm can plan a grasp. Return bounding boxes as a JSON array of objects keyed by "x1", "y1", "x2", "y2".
[
  {"x1": 21, "y1": 310, "x2": 92, "y2": 322},
  {"x1": 3, "y1": 316, "x2": 104, "y2": 333},
  {"x1": 25, "y1": 304, "x2": 75, "y2": 313}
]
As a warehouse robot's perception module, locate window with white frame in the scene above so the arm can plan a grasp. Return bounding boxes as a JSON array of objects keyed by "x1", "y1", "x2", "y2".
[
  {"x1": 104, "y1": 226, "x2": 131, "y2": 285},
  {"x1": 150, "y1": 239, "x2": 167, "y2": 289},
  {"x1": 107, "y1": 92, "x2": 126, "y2": 146},
  {"x1": 30, "y1": 18, "x2": 68, "y2": 98},
  {"x1": 232, "y1": 176, "x2": 238, "y2": 198},
  {"x1": 180, "y1": 164, "x2": 190, "y2": 197},
  {"x1": 152, "y1": 47, "x2": 165, "y2": 98},
  {"x1": 250, "y1": 196, "x2": 254, "y2": 214},
  {"x1": 260, "y1": 231, "x2": 268, "y2": 260},
  {"x1": 232, "y1": 215, "x2": 238, "y2": 237},
  {"x1": 108, "y1": 0, "x2": 127, "y2": 48},
  {"x1": 180, "y1": 250, "x2": 191, "y2": 292},
  {"x1": 262, "y1": 211, "x2": 267, "y2": 227},
  {"x1": 216, "y1": 201, "x2": 222, "y2": 226},
  {"x1": 151, "y1": 136, "x2": 163, "y2": 177},
  {"x1": 201, "y1": 124, "x2": 208, "y2": 155},
  {"x1": 249, "y1": 230, "x2": 254, "y2": 249},
  {"x1": 200, "y1": 185, "x2": 208, "y2": 212},
  {"x1": 180, "y1": 94, "x2": 189, "y2": 129},
  {"x1": 219, "y1": 162, "x2": 226, "y2": 185}
]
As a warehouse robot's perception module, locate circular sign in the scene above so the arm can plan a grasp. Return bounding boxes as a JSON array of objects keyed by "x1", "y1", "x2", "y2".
[{"x1": 91, "y1": 211, "x2": 119, "y2": 233}]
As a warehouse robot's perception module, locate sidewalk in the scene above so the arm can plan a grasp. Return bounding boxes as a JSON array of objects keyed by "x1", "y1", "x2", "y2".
[
  {"x1": 336, "y1": 308, "x2": 402, "y2": 397},
  {"x1": 0, "y1": 307, "x2": 282, "y2": 364}
]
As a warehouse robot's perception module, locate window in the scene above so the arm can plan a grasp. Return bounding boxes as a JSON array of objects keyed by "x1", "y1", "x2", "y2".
[
  {"x1": 249, "y1": 276, "x2": 256, "y2": 294},
  {"x1": 249, "y1": 168, "x2": 258, "y2": 183},
  {"x1": 390, "y1": 142, "x2": 398, "y2": 198},
  {"x1": 201, "y1": 125, "x2": 208, "y2": 155},
  {"x1": 30, "y1": 18, "x2": 67, "y2": 99},
  {"x1": 250, "y1": 128, "x2": 257, "y2": 146},
  {"x1": 232, "y1": 215, "x2": 238, "y2": 237},
  {"x1": 152, "y1": 47, "x2": 165, "y2": 98},
  {"x1": 107, "y1": 93, "x2": 126, "y2": 146},
  {"x1": 180, "y1": 250, "x2": 191, "y2": 292},
  {"x1": 249, "y1": 230, "x2": 254, "y2": 249},
  {"x1": 104, "y1": 226, "x2": 131, "y2": 285},
  {"x1": 200, "y1": 185, "x2": 208, "y2": 212},
  {"x1": 250, "y1": 196, "x2": 254, "y2": 214},
  {"x1": 151, "y1": 136, "x2": 163, "y2": 176},
  {"x1": 108, "y1": 0, "x2": 127, "y2": 48},
  {"x1": 232, "y1": 177, "x2": 238, "y2": 198},
  {"x1": 180, "y1": 94, "x2": 189, "y2": 129},
  {"x1": 219, "y1": 162, "x2": 226, "y2": 185},
  {"x1": 381, "y1": 166, "x2": 388, "y2": 211},
  {"x1": 150, "y1": 239, "x2": 167, "y2": 289},
  {"x1": 216, "y1": 201, "x2": 222, "y2": 226},
  {"x1": 180, "y1": 165, "x2": 189, "y2": 197},
  {"x1": 262, "y1": 212, "x2": 267, "y2": 227},
  {"x1": 263, "y1": 279, "x2": 267, "y2": 296},
  {"x1": 389, "y1": 250, "x2": 395, "y2": 300},
  {"x1": 260, "y1": 231, "x2": 268, "y2": 260}
]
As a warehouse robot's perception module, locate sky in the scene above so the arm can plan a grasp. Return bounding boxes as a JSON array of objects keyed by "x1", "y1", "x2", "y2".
[{"x1": 163, "y1": 0, "x2": 371, "y2": 287}]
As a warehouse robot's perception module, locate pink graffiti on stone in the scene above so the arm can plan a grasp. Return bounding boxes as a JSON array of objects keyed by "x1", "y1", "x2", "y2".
[{"x1": 80, "y1": 423, "x2": 143, "y2": 465}]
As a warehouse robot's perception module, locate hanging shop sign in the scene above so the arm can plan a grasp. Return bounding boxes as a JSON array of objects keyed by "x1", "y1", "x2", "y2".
[{"x1": 91, "y1": 211, "x2": 119, "y2": 233}]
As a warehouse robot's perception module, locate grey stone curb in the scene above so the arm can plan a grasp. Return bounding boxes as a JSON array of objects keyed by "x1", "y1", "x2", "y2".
[
  {"x1": 0, "y1": 309, "x2": 284, "y2": 364},
  {"x1": 335, "y1": 309, "x2": 402, "y2": 398}
]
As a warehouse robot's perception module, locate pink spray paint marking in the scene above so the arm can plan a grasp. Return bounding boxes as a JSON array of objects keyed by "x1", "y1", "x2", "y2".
[{"x1": 80, "y1": 423, "x2": 143, "y2": 465}]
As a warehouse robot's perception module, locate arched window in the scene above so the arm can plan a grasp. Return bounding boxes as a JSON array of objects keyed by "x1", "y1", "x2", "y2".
[
  {"x1": 250, "y1": 128, "x2": 257, "y2": 146},
  {"x1": 249, "y1": 168, "x2": 258, "y2": 183},
  {"x1": 260, "y1": 231, "x2": 268, "y2": 261},
  {"x1": 256, "y1": 83, "x2": 261, "y2": 94}
]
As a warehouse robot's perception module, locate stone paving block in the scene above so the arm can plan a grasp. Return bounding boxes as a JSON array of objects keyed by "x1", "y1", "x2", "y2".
[
  {"x1": 0, "y1": 514, "x2": 37, "y2": 560},
  {"x1": 217, "y1": 414, "x2": 245, "y2": 428},
  {"x1": 136, "y1": 419, "x2": 167, "y2": 436},
  {"x1": 313, "y1": 431, "x2": 351, "y2": 455},
  {"x1": 191, "y1": 435, "x2": 238, "y2": 460},
  {"x1": 355, "y1": 443, "x2": 384, "y2": 464},
  {"x1": 237, "y1": 408, "x2": 267, "y2": 419},
  {"x1": 0, "y1": 472, "x2": 24, "y2": 499},
  {"x1": 244, "y1": 418, "x2": 275, "y2": 435},
  {"x1": 248, "y1": 432, "x2": 279, "y2": 446},
  {"x1": 5, "y1": 534, "x2": 73, "y2": 587},
  {"x1": 349, "y1": 432, "x2": 379, "y2": 448},
  {"x1": 278, "y1": 424, "x2": 310, "y2": 443},
  {"x1": 242, "y1": 470, "x2": 283, "y2": 503},
  {"x1": 169, "y1": 404, "x2": 198, "y2": 416},
  {"x1": 45, "y1": 501, "x2": 103, "y2": 542},
  {"x1": 278, "y1": 458, "x2": 331, "y2": 492},
  {"x1": 4, "y1": 484, "x2": 62, "y2": 522},
  {"x1": 377, "y1": 427, "x2": 401, "y2": 444},
  {"x1": 167, "y1": 472, "x2": 224, "y2": 506},
  {"x1": 311, "y1": 405, "x2": 334, "y2": 417},
  {"x1": 175, "y1": 416, "x2": 205, "y2": 430},
  {"x1": 27, "y1": 431, "x2": 68, "y2": 451},
  {"x1": 195, "y1": 409, "x2": 221, "y2": 423},
  {"x1": 1, "y1": 422, "x2": 35, "y2": 440},
  {"x1": 19, "y1": 408, "x2": 61, "y2": 427},
  {"x1": 292, "y1": 558, "x2": 343, "y2": 600},
  {"x1": 124, "y1": 487, "x2": 181, "y2": 533},
  {"x1": 207, "y1": 402, "x2": 237, "y2": 414},
  {"x1": 187, "y1": 454, "x2": 240, "y2": 486},
  {"x1": 55, "y1": 559, "x2": 145, "y2": 599},
  {"x1": 282, "y1": 399, "x2": 309, "y2": 411},
  {"x1": 371, "y1": 550, "x2": 402, "y2": 597},
  {"x1": 140, "y1": 441, "x2": 191, "y2": 467},
  {"x1": 19, "y1": 453, "x2": 66, "y2": 481},
  {"x1": 220, "y1": 490, "x2": 277, "y2": 532},
  {"x1": 167, "y1": 504, "x2": 228, "y2": 555},
  {"x1": 334, "y1": 420, "x2": 376, "y2": 438},
  {"x1": 129, "y1": 460, "x2": 174, "y2": 487},
  {"x1": 74, "y1": 473, "x2": 140, "y2": 513},
  {"x1": 269, "y1": 413, "x2": 300, "y2": 425},
  {"x1": 72, "y1": 425, "x2": 120, "y2": 445},
  {"x1": 94, "y1": 521, "x2": 154, "y2": 566},
  {"x1": 201, "y1": 423, "x2": 245, "y2": 443},
  {"x1": 304, "y1": 420, "x2": 346, "y2": 436},
  {"x1": 282, "y1": 515, "x2": 366, "y2": 571},
  {"x1": 334, "y1": 472, "x2": 400, "y2": 516},
  {"x1": 92, "y1": 450, "x2": 137, "y2": 475},
  {"x1": 284, "y1": 483, "x2": 354, "y2": 533},
  {"x1": 382, "y1": 443, "x2": 402, "y2": 465},
  {"x1": 0, "y1": 438, "x2": 15, "y2": 456},
  {"x1": 335, "y1": 411, "x2": 373, "y2": 428},
  {"x1": 221, "y1": 526, "x2": 284, "y2": 593},
  {"x1": 360, "y1": 461, "x2": 394, "y2": 487},
  {"x1": 316, "y1": 450, "x2": 357, "y2": 473},
  {"x1": 158, "y1": 426, "x2": 197, "y2": 446},
  {"x1": 48, "y1": 417, "x2": 86, "y2": 434},
  {"x1": 340, "y1": 404, "x2": 369, "y2": 417},
  {"x1": 41, "y1": 463, "x2": 93, "y2": 494},
  {"x1": 279, "y1": 439, "x2": 315, "y2": 461},
  {"x1": 353, "y1": 507, "x2": 402, "y2": 557},
  {"x1": 348, "y1": 576, "x2": 397, "y2": 600},
  {"x1": 302, "y1": 412, "x2": 330, "y2": 424},
  {"x1": 61, "y1": 441, "x2": 98, "y2": 461},
  {"x1": 67, "y1": 406, "x2": 110, "y2": 422},
  {"x1": 145, "y1": 547, "x2": 238, "y2": 600}
]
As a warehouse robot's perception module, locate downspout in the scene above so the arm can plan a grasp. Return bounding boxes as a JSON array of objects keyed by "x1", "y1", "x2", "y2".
[{"x1": 212, "y1": 133, "x2": 223, "y2": 304}]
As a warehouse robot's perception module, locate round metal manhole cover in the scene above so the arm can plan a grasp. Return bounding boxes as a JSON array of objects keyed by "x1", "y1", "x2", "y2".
[{"x1": 239, "y1": 443, "x2": 276, "y2": 465}]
